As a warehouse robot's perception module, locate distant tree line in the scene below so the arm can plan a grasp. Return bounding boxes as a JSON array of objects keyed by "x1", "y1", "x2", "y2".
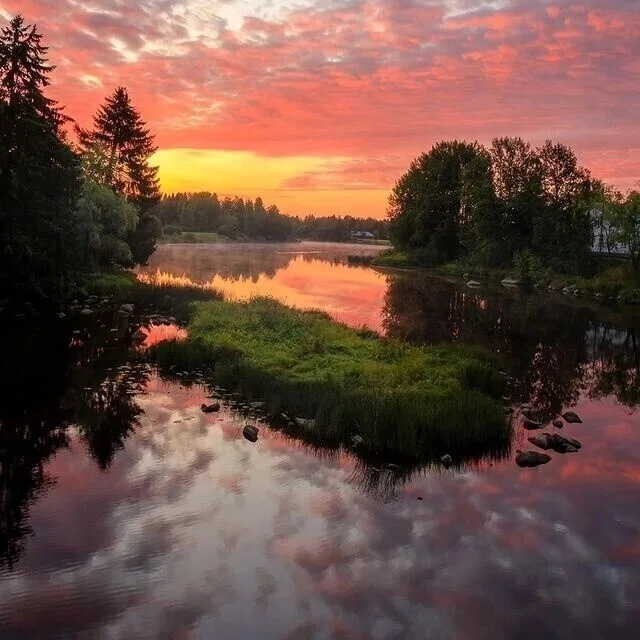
[
  {"x1": 151, "y1": 193, "x2": 389, "y2": 243},
  {"x1": 0, "y1": 14, "x2": 161, "y2": 303},
  {"x1": 388, "y1": 138, "x2": 639, "y2": 277}
]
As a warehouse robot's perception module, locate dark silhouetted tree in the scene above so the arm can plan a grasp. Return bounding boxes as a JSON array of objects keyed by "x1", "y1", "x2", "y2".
[
  {"x1": 0, "y1": 14, "x2": 82, "y2": 301},
  {"x1": 78, "y1": 87, "x2": 161, "y2": 264}
]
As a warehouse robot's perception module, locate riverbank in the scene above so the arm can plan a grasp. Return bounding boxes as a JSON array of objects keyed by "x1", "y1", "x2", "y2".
[
  {"x1": 150, "y1": 297, "x2": 510, "y2": 462},
  {"x1": 371, "y1": 251, "x2": 640, "y2": 304}
]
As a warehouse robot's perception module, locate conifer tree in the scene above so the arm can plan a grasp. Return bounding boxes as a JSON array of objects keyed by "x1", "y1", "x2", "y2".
[
  {"x1": 78, "y1": 87, "x2": 161, "y2": 264},
  {"x1": 78, "y1": 87, "x2": 160, "y2": 210},
  {"x1": 0, "y1": 15, "x2": 81, "y2": 301}
]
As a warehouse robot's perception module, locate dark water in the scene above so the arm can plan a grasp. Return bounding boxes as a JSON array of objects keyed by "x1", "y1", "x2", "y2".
[{"x1": 1, "y1": 242, "x2": 639, "y2": 639}]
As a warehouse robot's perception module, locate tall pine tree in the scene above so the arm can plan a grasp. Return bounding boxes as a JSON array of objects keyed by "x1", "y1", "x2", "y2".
[
  {"x1": 0, "y1": 15, "x2": 82, "y2": 302},
  {"x1": 78, "y1": 87, "x2": 161, "y2": 264}
]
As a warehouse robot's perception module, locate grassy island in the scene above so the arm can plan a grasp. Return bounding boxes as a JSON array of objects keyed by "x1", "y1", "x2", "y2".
[{"x1": 151, "y1": 297, "x2": 510, "y2": 460}]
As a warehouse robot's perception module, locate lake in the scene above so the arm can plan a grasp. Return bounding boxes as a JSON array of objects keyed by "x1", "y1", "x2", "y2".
[{"x1": 1, "y1": 242, "x2": 638, "y2": 639}]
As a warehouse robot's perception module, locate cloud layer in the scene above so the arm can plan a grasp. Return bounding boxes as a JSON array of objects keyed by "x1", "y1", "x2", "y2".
[{"x1": 2, "y1": 0, "x2": 638, "y2": 214}]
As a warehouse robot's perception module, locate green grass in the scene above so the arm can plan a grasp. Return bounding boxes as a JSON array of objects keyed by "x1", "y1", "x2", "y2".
[
  {"x1": 151, "y1": 297, "x2": 510, "y2": 461},
  {"x1": 82, "y1": 270, "x2": 223, "y2": 322},
  {"x1": 371, "y1": 250, "x2": 417, "y2": 268}
]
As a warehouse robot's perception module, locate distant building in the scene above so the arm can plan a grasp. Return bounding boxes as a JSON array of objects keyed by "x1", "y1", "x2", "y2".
[
  {"x1": 590, "y1": 208, "x2": 630, "y2": 256},
  {"x1": 350, "y1": 230, "x2": 376, "y2": 241}
]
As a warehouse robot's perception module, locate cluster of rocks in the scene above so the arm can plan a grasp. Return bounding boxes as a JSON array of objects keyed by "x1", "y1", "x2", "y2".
[{"x1": 515, "y1": 407, "x2": 584, "y2": 468}]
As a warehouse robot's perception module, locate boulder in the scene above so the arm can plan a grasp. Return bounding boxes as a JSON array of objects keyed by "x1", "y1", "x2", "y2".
[
  {"x1": 549, "y1": 433, "x2": 582, "y2": 454},
  {"x1": 243, "y1": 425, "x2": 259, "y2": 442},
  {"x1": 522, "y1": 417, "x2": 543, "y2": 430},
  {"x1": 528, "y1": 433, "x2": 554, "y2": 450},
  {"x1": 515, "y1": 450, "x2": 551, "y2": 468},
  {"x1": 562, "y1": 411, "x2": 582, "y2": 424},
  {"x1": 201, "y1": 402, "x2": 220, "y2": 413},
  {"x1": 440, "y1": 454, "x2": 453, "y2": 468},
  {"x1": 552, "y1": 419, "x2": 564, "y2": 429}
]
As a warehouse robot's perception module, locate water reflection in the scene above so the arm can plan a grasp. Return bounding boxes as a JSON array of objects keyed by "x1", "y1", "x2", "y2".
[
  {"x1": 1, "y1": 379, "x2": 637, "y2": 639},
  {"x1": 382, "y1": 274, "x2": 640, "y2": 416},
  {"x1": 1, "y1": 245, "x2": 639, "y2": 638},
  {"x1": 0, "y1": 315, "x2": 148, "y2": 570}
]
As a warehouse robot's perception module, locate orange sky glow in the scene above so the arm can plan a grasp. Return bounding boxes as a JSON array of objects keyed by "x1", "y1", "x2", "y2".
[{"x1": 1, "y1": 0, "x2": 638, "y2": 217}]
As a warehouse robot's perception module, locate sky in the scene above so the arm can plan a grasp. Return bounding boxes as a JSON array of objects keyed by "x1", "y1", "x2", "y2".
[{"x1": 1, "y1": 0, "x2": 638, "y2": 217}]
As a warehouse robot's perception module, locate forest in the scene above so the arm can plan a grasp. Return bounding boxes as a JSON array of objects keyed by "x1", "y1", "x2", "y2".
[
  {"x1": 151, "y1": 193, "x2": 389, "y2": 243},
  {"x1": 386, "y1": 139, "x2": 640, "y2": 285}
]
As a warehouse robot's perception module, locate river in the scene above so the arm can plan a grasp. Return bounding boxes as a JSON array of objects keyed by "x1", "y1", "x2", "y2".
[{"x1": 0, "y1": 242, "x2": 638, "y2": 639}]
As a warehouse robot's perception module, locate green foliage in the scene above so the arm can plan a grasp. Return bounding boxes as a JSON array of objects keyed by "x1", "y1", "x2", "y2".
[
  {"x1": 78, "y1": 86, "x2": 161, "y2": 265},
  {"x1": 74, "y1": 180, "x2": 138, "y2": 268},
  {"x1": 152, "y1": 194, "x2": 390, "y2": 243},
  {"x1": 389, "y1": 137, "x2": 597, "y2": 275},
  {"x1": 372, "y1": 251, "x2": 415, "y2": 268},
  {"x1": 151, "y1": 298, "x2": 509, "y2": 459},
  {"x1": 0, "y1": 15, "x2": 83, "y2": 302},
  {"x1": 619, "y1": 288, "x2": 640, "y2": 305},
  {"x1": 388, "y1": 141, "x2": 483, "y2": 265},
  {"x1": 513, "y1": 249, "x2": 548, "y2": 285}
]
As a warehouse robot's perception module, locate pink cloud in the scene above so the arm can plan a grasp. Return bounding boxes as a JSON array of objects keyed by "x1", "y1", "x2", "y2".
[{"x1": 2, "y1": 0, "x2": 638, "y2": 192}]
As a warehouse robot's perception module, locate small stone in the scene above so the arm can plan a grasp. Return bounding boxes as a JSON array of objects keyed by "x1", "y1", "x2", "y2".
[
  {"x1": 243, "y1": 424, "x2": 259, "y2": 442},
  {"x1": 417, "y1": 496, "x2": 423, "y2": 501},
  {"x1": 80, "y1": 308, "x2": 93, "y2": 316},
  {"x1": 562, "y1": 411, "x2": 582, "y2": 424},
  {"x1": 528, "y1": 433, "x2": 554, "y2": 450},
  {"x1": 522, "y1": 417, "x2": 543, "y2": 430},
  {"x1": 201, "y1": 402, "x2": 220, "y2": 413},
  {"x1": 440, "y1": 454, "x2": 453, "y2": 468},
  {"x1": 351, "y1": 435, "x2": 364, "y2": 447},
  {"x1": 552, "y1": 419, "x2": 563, "y2": 429},
  {"x1": 466, "y1": 280, "x2": 481, "y2": 288},
  {"x1": 56, "y1": 312, "x2": 66, "y2": 319},
  {"x1": 515, "y1": 450, "x2": 551, "y2": 468}
]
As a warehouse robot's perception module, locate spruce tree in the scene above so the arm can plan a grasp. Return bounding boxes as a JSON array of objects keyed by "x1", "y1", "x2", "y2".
[
  {"x1": 78, "y1": 87, "x2": 161, "y2": 264},
  {"x1": 78, "y1": 87, "x2": 160, "y2": 208},
  {"x1": 0, "y1": 15, "x2": 82, "y2": 302}
]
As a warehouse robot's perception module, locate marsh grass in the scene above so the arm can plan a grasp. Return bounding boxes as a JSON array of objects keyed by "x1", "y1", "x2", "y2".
[
  {"x1": 83, "y1": 270, "x2": 223, "y2": 321},
  {"x1": 151, "y1": 297, "x2": 510, "y2": 460}
]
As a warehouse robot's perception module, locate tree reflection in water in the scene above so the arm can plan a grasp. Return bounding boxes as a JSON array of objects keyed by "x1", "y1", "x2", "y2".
[
  {"x1": 0, "y1": 314, "x2": 148, "y2": 569},
  {"x1": 382, "y1": 273, "x2": 640, "y2": 420}
]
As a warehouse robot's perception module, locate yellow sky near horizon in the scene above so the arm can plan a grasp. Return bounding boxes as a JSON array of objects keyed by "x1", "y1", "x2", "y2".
[{"x1": 154, "y1": 149, "x2": 390, "y2": 218}]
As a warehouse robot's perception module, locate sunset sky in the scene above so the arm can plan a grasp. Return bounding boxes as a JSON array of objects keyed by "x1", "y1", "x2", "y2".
[{"x1": 1, "y1": 0, "x2": 638, "y2": 217}]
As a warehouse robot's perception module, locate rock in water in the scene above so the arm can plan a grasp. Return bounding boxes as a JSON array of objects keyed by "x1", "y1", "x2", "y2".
[
  {"x1": 243, "y1": 425, "x2": 259, "y2": 442},
  {"x1": 132, "y1": 328, "x2": 147, "y2": 344},
  {"x1": 201, "y1": 402, "x2": 220, "y2": 413},
  {"x1": 552, "y1": 419, "x2": 564, "y2": 429},
  {"x1": 466, "y1": 280, "x2": 481, "y2": 288},
  {"x1": 549, "y1": 433, "x2": 582, "y2": 454},
  {"x1": 522, "y1": 417, "x2": 543, "y2": 430},
  {"x1": 440, "y1": 454, "x2": 453, "y2": 468},
  {"x1": 528, "y1": 433, "x2": 554, "y2": 450},
  {"x1": 562, "y1": 411, "x2": 582, "y2": 424},
  {"x1": 295, "y1": 417, "x2": 316, "y2": 430},
  {"x1": 515, "y1": 450, "x2": 551, "y2": 468}
]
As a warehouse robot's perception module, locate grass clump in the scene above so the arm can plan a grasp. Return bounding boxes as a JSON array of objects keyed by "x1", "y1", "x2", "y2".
[
  {"x1": 372, "y1": 250, "x2": 417, "y2": 269},
  {"x1": 151, "y1": 297, "x2": 509, "y2": 460}
]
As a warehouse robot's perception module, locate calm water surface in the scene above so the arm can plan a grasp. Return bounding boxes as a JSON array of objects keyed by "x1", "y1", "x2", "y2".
[{"x1": 1, "y1": 242, "x2": 638, "y2": 639}]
